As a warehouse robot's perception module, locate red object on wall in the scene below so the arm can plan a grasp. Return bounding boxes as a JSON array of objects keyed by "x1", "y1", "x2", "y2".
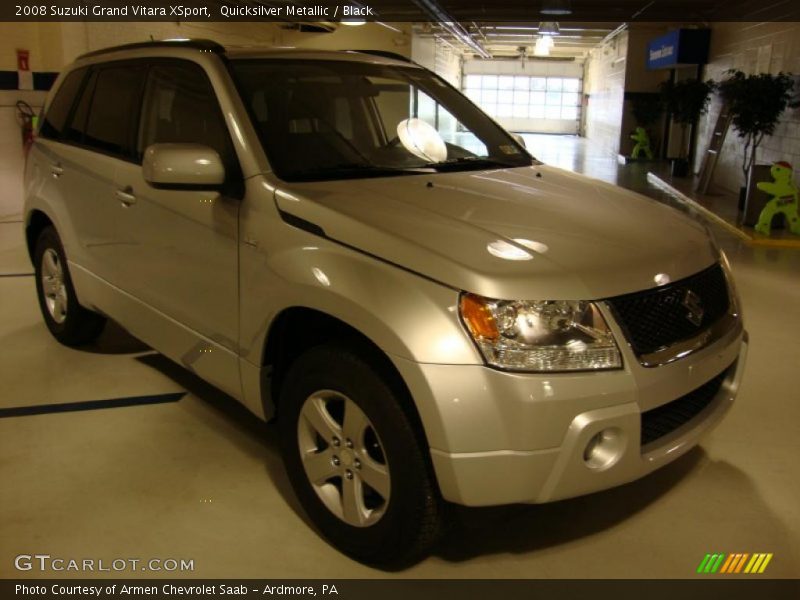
[{"x1": 17, "y1": 49, "x2": 30, "y2": 71}]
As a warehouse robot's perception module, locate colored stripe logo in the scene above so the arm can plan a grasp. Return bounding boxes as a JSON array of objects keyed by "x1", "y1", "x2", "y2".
[{"x1": 697, "y1": 553, "x2": 773, "y2": 574}]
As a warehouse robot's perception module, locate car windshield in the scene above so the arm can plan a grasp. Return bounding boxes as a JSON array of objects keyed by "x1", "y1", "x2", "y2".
[{"x1": 229, "y1": 58, "x2": 534, "y2": 182}]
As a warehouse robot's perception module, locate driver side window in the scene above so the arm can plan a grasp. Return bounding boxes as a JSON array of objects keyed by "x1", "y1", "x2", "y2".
[{"x1": 137, "y1": 61, "x2": 233, "y2": 167}]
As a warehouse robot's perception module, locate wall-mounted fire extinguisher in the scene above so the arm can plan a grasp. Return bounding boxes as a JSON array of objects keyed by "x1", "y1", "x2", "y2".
[{"x1": 16, "y1": 100, "x2": 37, "y2": 156}]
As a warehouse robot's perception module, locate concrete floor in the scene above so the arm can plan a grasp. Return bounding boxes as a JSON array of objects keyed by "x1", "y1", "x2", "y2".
[{"x1": 2, "y1": 135, "x2": 799, "y2": 579}]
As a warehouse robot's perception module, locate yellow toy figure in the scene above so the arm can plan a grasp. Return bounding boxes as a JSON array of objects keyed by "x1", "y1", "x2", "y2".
[
  {"x1": 630, "y1": 127, "x2": 654, "y2": 160},
  {"x1": 755, "y1": 161, "x2": 800, "y2": 236}
]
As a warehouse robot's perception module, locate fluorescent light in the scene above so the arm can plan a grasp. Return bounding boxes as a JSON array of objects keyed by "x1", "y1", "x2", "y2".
[
  {"x1": 486, "y1": 33, "x2": 539, "y2": 38},
  {"x1": 538, "y1": 21, "x2": 560, "y2": 36},
  {"x1": 376, "y1": 21, "x2": 402, "y2": 33},
  {"x1": 534, "y1": 36, "x2": 553, "y2": 56}
]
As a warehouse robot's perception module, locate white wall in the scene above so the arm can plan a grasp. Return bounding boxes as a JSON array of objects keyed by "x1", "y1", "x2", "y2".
[
  {"x1": 0, "y1": 22, "x2": 411, "y2": 70},
  {"x1": 0, "y1": 23, "x2": 61, "y2": 220},
  {"x1": 583, "y1": 25, "x2": 674, "y2": 157},
  {"x1": 583, "y1": 31, "x2": 628, "y2": 155},
  {"x1": 0, "y1": 90, "x2": 46, "y2": 221},
  {"x1": 411, "y1": 36, "x2": 461, "y2": 86},
  {"x1": 694, "y1": 22, "x2": 800, "y2": 193},
  {"x1": 463, "y1": 58, "x2": 584, "y2": 134}
]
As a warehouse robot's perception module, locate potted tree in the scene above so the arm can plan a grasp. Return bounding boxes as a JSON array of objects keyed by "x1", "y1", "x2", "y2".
[
  {"x1": 660, "y1": 78, "x2": 716, "y2": 177},
  {"x1": 717, "y1": 69, "x2": 798, "y2": 206}
]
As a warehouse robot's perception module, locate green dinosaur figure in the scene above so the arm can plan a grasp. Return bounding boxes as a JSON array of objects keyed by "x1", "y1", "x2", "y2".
[
  {"x1": 630, "y1": 127, "x2": 653, "y2": 160},
  {"x1": 755, "y1": 161, "x2": 800, "y2": 236}
]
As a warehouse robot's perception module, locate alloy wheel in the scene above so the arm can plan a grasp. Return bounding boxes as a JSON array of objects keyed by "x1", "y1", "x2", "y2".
[
  {"x1": 297, "y1": 390, "x2": 391, "y2": 527},
  {"x1": 41, "y1": 248, "x2": 68, "y2": 324}
]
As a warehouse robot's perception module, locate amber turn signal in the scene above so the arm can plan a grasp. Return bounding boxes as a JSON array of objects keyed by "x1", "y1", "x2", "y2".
[{"x1": 460, "y1": 294, "x2": 499, "y2": 341}]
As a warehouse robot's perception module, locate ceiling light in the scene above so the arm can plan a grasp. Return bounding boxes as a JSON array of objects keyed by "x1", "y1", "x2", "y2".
[
  {"x1": 376, "y1": 21, "x2": 402, "y2": 32},
  {"x1": 538, "y1": 21, "x2": 560, "y2": 36},
  {"x1": 534, "y1": 36, "x2": 553, "y2": 56},
  {"x1": 541, "y1": 0, "x2": 572, "y2": 15},
  {"x1": 340, "y1": 19, "x2": 366, "y2": 26}
]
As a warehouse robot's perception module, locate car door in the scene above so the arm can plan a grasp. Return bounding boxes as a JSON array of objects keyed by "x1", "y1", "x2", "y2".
[
  {"x1": 34, "y1": 66, "x2": 143, "y2": 285},
  {"x1": 112, "y1": 59, "x2": 242, "y2": 398},
  {"x1": 58, "y1": 64, "x2": 150, "y2": 286}
]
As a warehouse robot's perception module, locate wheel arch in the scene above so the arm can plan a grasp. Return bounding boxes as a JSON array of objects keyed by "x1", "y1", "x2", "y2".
[
  {"x1": 260, "y1": 306, "x2": 432, "y2": 451},
  {"x1": 25, "y1": 209, "x2": 55, "y2": 261}
]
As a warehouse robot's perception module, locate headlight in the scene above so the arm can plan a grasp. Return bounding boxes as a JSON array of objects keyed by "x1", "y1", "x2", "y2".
[{"x1": 459, "y1": 293, "x2": 622, "y2": 372}]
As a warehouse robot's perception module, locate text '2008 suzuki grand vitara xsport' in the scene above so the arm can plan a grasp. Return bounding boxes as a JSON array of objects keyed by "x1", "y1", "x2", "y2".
[{"x1": 25, "y1": 39, "x2": 747, "y2": 565}]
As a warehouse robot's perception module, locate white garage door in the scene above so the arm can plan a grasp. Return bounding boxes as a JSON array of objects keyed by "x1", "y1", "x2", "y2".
[{"x1": 463, "y1": 60, "x2": 584, "y2": 134}]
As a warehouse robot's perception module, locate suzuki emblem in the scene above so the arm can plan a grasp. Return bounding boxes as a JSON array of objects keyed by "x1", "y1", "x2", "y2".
[{"x1": 682, "y1": 289, "x2": 704, "y2": 326}]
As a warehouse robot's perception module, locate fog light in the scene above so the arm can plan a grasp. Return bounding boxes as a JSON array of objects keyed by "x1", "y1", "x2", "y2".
[{"x1": 583, "y1": 428, "x2": 625, "y2": 470}]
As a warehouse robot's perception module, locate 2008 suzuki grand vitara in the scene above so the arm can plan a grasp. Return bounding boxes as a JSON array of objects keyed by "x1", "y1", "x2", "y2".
[{"x1": 25, "y1": 39, "x2": 747, "y2": 565}]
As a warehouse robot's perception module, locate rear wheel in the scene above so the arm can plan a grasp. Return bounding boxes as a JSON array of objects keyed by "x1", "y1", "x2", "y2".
[
  {"x1": 34, "y1": 226, "x2": 106, "y2": 346},
  {"x1": 279, "y1": 343, "x2": 444, "y2": 566}
]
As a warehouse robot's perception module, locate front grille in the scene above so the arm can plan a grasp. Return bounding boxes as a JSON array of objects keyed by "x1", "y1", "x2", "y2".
[
  {"x1": 607, "y1": 263, "x2": 730, "y2": 356},
  {"x1": 641, "y1": 366, "x2": 730, "y2": 446}
]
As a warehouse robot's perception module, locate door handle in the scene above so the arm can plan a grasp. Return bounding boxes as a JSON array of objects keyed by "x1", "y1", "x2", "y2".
[
  {"x1": 115, "y1": 187, "x2": 137, "y2": 207},
  {"x1": 50, "y1": 163, "x2": 63, "y2": 178}
]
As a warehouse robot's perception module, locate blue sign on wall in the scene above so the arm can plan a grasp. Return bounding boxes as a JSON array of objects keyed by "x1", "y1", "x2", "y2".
[
  {"x1": 647, "y1": 29, "x2": 711, "y2": 70},
  {"x1": 648, "y1": 30, "x2": 680, "y2": 69}
]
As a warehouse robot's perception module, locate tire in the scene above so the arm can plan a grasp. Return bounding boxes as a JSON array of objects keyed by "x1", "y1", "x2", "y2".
[
  {"x1": 34, "y1": 225, "x2": 106, "y2": 346},
  {"x1": 279, "y1": 343, "x2": 444, "y2": 566}
]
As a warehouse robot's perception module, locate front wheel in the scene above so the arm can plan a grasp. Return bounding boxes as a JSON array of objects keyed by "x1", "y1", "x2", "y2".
[{"x1": 279, "y1": 344, "x2": 444, "y2": 566}]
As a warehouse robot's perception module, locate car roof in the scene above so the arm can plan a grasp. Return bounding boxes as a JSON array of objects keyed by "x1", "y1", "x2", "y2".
[
  {"x1": 76, "y1": 39, "x2": 419, "y2": 69},
  {"x1": 227, "y1": 47, "x2": 419, "y2": 67}
]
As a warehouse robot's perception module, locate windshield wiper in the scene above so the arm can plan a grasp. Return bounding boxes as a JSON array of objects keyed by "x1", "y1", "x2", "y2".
[
  {"x1": 420, "y1": 156, "x2": 522, "y2": 171},
  {"x1": 293, "y1": 163, "x2": 435, "y2": 181}
]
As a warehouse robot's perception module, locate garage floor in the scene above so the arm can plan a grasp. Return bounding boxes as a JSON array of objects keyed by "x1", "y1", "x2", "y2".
[{"x1": 2, "y1": 135, "x2": 799, "y2": 578}]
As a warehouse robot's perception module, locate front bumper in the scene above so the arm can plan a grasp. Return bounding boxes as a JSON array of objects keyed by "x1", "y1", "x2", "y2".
[{"x1": 393, "y1": 321, "x2": 747, "y2": 507}]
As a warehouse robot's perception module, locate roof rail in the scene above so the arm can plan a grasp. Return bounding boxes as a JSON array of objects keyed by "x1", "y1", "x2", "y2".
[
  {"x1": 349, "y1": 50, "x2": 416, "y2": 64},
  {"x1": 78, "y1": 39, "x2": 225, "y2": 60}
]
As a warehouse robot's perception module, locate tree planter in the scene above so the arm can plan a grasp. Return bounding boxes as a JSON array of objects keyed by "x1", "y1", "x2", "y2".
[
  {"x1": 671, "y1": 158, "x2": 690, "y2": 178},
  {"x1": 718, "y1": 70, "x2": 799, "y2": 198},
  {"x1": 660, "y1": 79, "x2": 716, "y2": 180}
]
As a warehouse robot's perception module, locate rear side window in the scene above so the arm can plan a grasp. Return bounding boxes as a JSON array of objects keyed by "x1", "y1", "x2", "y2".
[
  {"x1": 137, "y1": 62, "x2": 232, "y2": 163},
  {"x1": 39, "y1": 68, "x2": 86, "y2": 140},
  {"x1": 83, "y1": 65, "x2": 146, "y2": 157}
]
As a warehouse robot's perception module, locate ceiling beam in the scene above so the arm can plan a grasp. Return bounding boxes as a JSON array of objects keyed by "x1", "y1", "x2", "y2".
[{"x1": 412, "y1": 0, "x2": 492, "y2": 58}]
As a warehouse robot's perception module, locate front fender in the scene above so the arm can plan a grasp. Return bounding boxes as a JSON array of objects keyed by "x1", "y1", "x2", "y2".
[
  {"x1": 239, "y1": 225, "x2": 481, "y2": 368},
  {"x1": 236, "y1": 176, "x2": 482, "y2": 424}
]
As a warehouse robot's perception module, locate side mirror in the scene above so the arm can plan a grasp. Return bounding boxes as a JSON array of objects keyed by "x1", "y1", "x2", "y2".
[
  {"x1": 511, "y1": 133, "x2": 527, "y2": 149},
  {"x1": 143, "y1": 143, "x2": 225, "y2": 188}
]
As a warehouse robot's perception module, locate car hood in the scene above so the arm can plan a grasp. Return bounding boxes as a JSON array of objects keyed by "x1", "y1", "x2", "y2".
[{"x1": 272, "y1": 165, "x2": 718, "y2": 300}]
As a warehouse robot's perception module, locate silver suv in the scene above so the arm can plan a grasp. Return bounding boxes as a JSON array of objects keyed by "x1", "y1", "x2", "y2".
[{"x1": 25, "y1": 39, "x2": 747, "y2": 565}]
